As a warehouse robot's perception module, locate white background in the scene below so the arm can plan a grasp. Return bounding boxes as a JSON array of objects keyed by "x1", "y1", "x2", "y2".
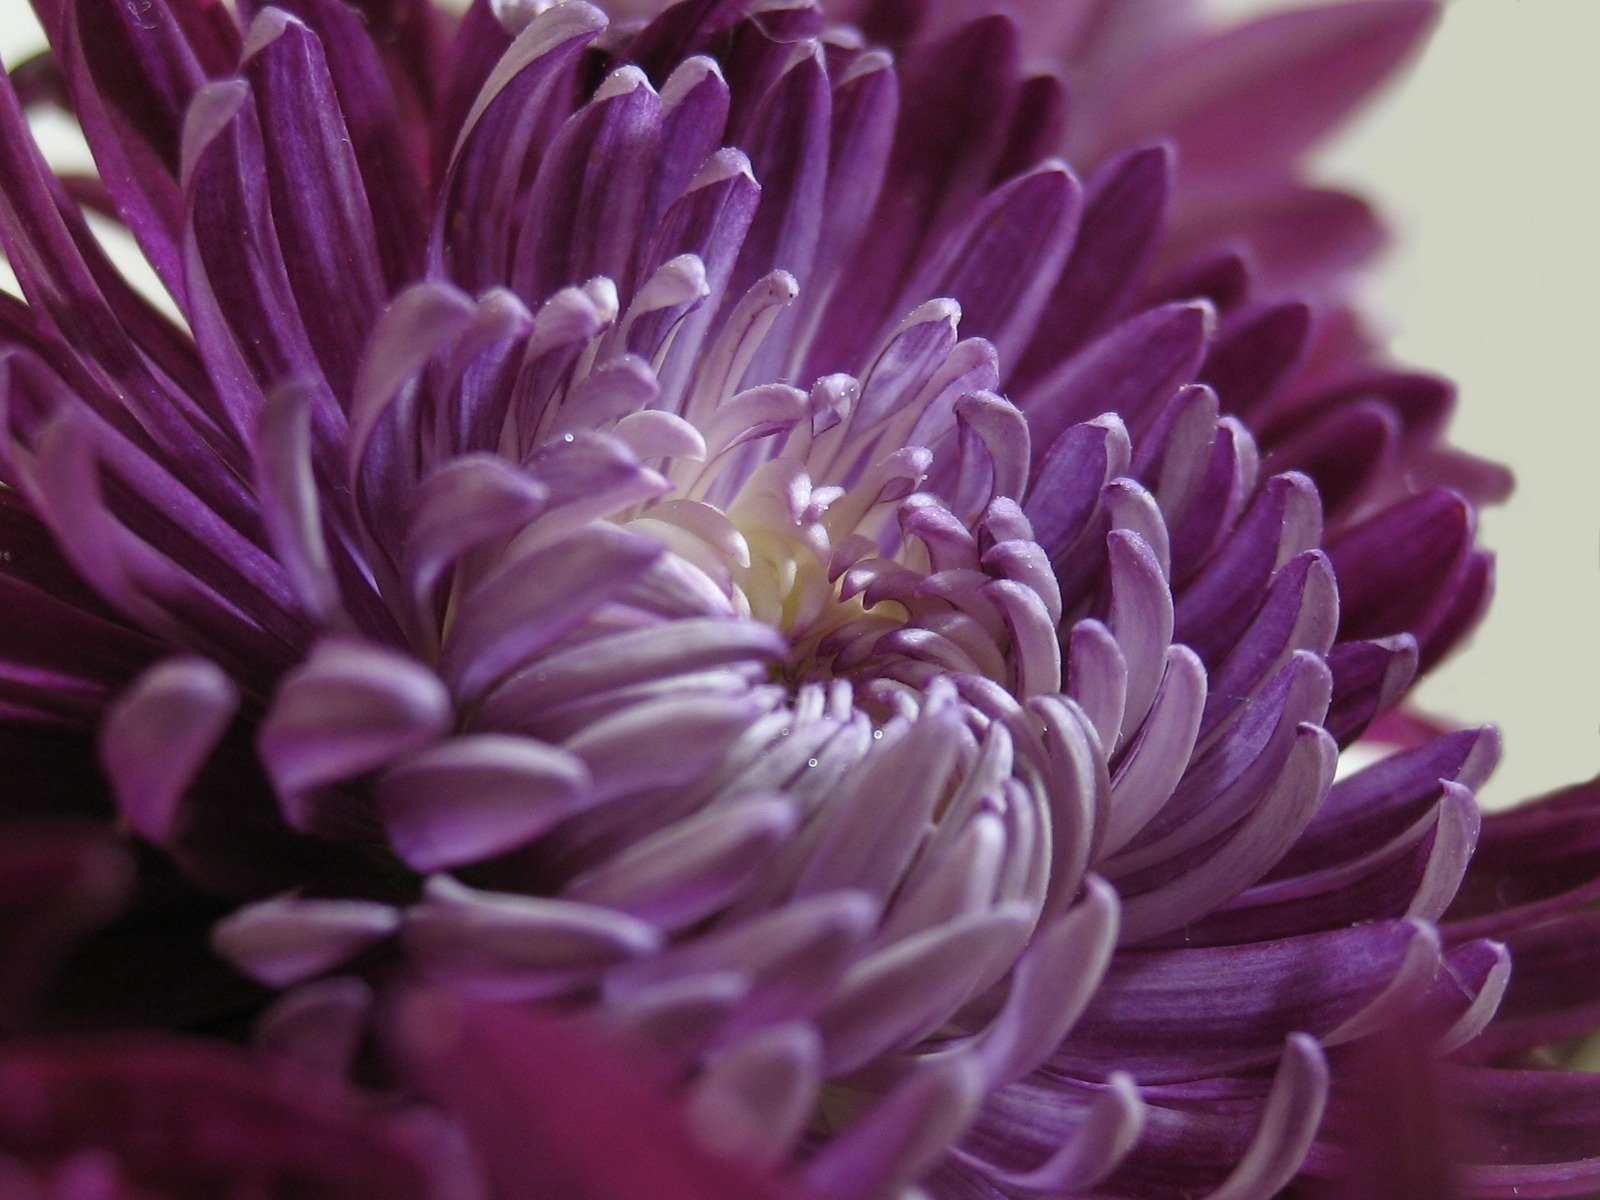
[{"x1": 1, "y1": 0, "x2": 1595, "y2": 807}]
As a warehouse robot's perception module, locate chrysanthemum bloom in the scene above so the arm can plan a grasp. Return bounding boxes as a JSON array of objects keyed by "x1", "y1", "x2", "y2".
[{"x1": 0, "y1": 0, "x2": 1570, "y2": 1196}]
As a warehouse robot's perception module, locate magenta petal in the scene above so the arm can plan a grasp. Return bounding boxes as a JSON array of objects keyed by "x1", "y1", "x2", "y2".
[
  {"x1": 390, "y1": 988, "x2": 801, "y2": 1200},
  {"x1": 0, "y1": 821, "x2": 133, "y2": 1026},
  {"x1": 0, "y1": 1034, "x2": 445, "y2": 1198}
]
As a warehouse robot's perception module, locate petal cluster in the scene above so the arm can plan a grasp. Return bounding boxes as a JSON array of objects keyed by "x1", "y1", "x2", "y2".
[{"x1": 0, "y1": 0, "x2": 1583, "y2": 1197}]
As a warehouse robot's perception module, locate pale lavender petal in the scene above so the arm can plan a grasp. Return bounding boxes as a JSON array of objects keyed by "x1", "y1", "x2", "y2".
[
  {"x1": 212, "y1": 893, "x2": 401, "y2": 987},
  {"x1": 376, "y1": 735, "x2": 591, "y2": 872},
  {"x1": 99, "y1": 656, "x2": 237, "y2": 844}
]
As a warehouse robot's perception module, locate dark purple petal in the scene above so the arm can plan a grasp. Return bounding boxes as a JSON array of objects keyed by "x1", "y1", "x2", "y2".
[{"x1": 1059, "y1": 920, "x2": 1438, "y2": 1081}]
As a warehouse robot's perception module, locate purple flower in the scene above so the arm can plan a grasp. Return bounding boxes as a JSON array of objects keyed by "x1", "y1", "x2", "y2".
[
  {"x1": 0, "y1": 1032, "x2": 463, "y2": 1198},
  {"x1": 0, "y1": 0, "x2": 1580, "y2": 1196}
]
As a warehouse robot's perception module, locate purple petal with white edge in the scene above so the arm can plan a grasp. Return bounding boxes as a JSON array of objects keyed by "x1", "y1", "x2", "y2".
[
  {"x1": 1279, "y1": 726, "x2": 1499, "y2": 879},
  {"x1": 724, "y1": 48, "x2": 831, "y2": 381},
  {"x1": 1164, "y1": 416, "x2": 1260, "y2": 587},
  {"x1": 563, "y1": 797, "x2": 797, "y2": 931},
  {"x1": 1027, "y1": 695, "x2": 1109, "y2": 919},
  {"x1": 1058, "y1": 919, "x2": 1439, "y2": 1081},
  {"x1": 818, "y1": 905, "x2": 1031, "y2": 1075},
  {"x1": 1119, "y1": 652, "x2": 1333, "y2": 872},
  {"x1": 954, "y1": 1072, "x2": 1144, "y2": 1195},
  {"x1": 1324, "y1": 633, "x2": 1419, "y2": 745},
  {"x1": 1157, "y1": 779, "x2": 1479, "y2": 949},
  {"x1": 1105, "y1": 529, "x2": 1175, "y2": 746},
  {"x1": 804, "y1": 12, "x2": 1023, "y2": 378},
  {"x1": 1012, "y1": 144, "x2": 1173, "y2": 385},
  {"x1": 844, "y1": 298, "x2": 961, "y2": 440},
  {"x1": 1104, "y1": 477, "x2": 1173, "y2": 580},
  {"x1": 5, "y1": 351, "x2": 294, "y2": 644},
  {"x1": 949, "y1": 392, "x2": 1033, "y2": 514},
  {"x1": 801, "y1": 1056, "x2": 985, "y2": 1200},
  {"x1": 258, "y1": 639, "x2": 452, "y2": 831},
  {"x1": 1425, "y1": 937, "x2": 1510, "y2": 1053},
  {"x1": 99, "y1": 656, "x2": 238, "y2": 845},
  {"x1": 792, "y1": 702, "x2": 962, "y2": 902},
  {"x1": 647, "y1": 55, "x2": 730, "y2": 237},
  {"x1": 440, "y1": 523, "x2": 662, "y2": 700},
  {"x1": 242, "y1": 9, "x2": 389, "y2": 399},
  {"x1": 1066, "y1": 619, "x2": 1129, "y2": 751},
  {"x1": 212, "y1": 893, "x2": 401, "y2": 988},
  {"x1": 1199, "y1": 550, "x2": 1339, "y2": 740},
  {"x1": 249, "y1": 0, "x2": 426, "y2": 289},
  {"x1": 25, "y1": 412, "x2": 296, "y2": 681},
  {"x1": 180, "y1": 78, "x2": 333, "y2": 414},
  {"x1": 972, "y1": 877, "x2": 1121, "y2": 1087},
  {"x1": 603, "y1": 891, "x2": 878, "y2": 1026},
  {"x1": 346, "y1": 282, "x2": 478, "y2": 537},
  {"x1": 685, "y1": 1023, "x2": 822, "y2": 1171},
  {"x1": 1116, "y1": 723, "x2": 1338, "y2": 942},
  {"x1": 478, "y1": 618, "x2": 784, "y2": 730},
  {"x1": 1025, "y1": 414, "x2": 1131, "y2": 559},
  {"x1": 375, "y1": 734, "x2": 592, "y2": 873},
  {"x1": 53, "y1": 0, "x2": 205, "y2": 299},
  {"x1": 809, "y1": 47, "x2": 897, "y2": 312},
  {"x1": 402, "y1": 875, "x2": 661, "y2": 1002},
  {"x1": 403, "y1": 454, "x2": 549, "y2": 605},
  {"x1": 512, "y1": 65, "x2": 662, "y2": 302},
  {"x1": 1095, "y1": 1035, "x2": 1330, "y2": 1200},
  {"x1": 1173, "y1": 472, "x2": 1324, "y2": 668},
  {"x1": 876, "y1": 810, "x2": 1007, "y2": 946},
  {"x1": 1020, "y1": 301, "x2": 1212, "y2": 466},
  {"x1": 435, "y1": 2, "x2": 608, "y2": 288},
  {"x1": 898, "y1": 162, "x2": 1083, "y2": 369},
  {"x1": 518, "y1": 433, "x2": 671, "y2": 547},
  {"x1": 1462, "y1": 909, "x2": 1600, "y2": 1063},
  {"x1": 564, "y1": 692, "x2": 779, "y2": 804},
  {"x1": 983, "y1": 537, "x2": 1059, "y2": 628},
  {"x1": 987, "y1": 579, "x2": 1062, "y2": 699},
  {"x1": 0, "y1": 58, "x2": 242, "y2": 472},
  {"x1": 255, "y1": 380, "x2": 342, "y2": 625},
  {"x1": 1102, "y1": 645, "x2": 1208, "y2": 856},
  {"x1": 648, "y1": 148, "x2": 763, "y2": 407},
  {"x1": 1205, "y1": 1035, "x2": 1330, "y2": 1200}
]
